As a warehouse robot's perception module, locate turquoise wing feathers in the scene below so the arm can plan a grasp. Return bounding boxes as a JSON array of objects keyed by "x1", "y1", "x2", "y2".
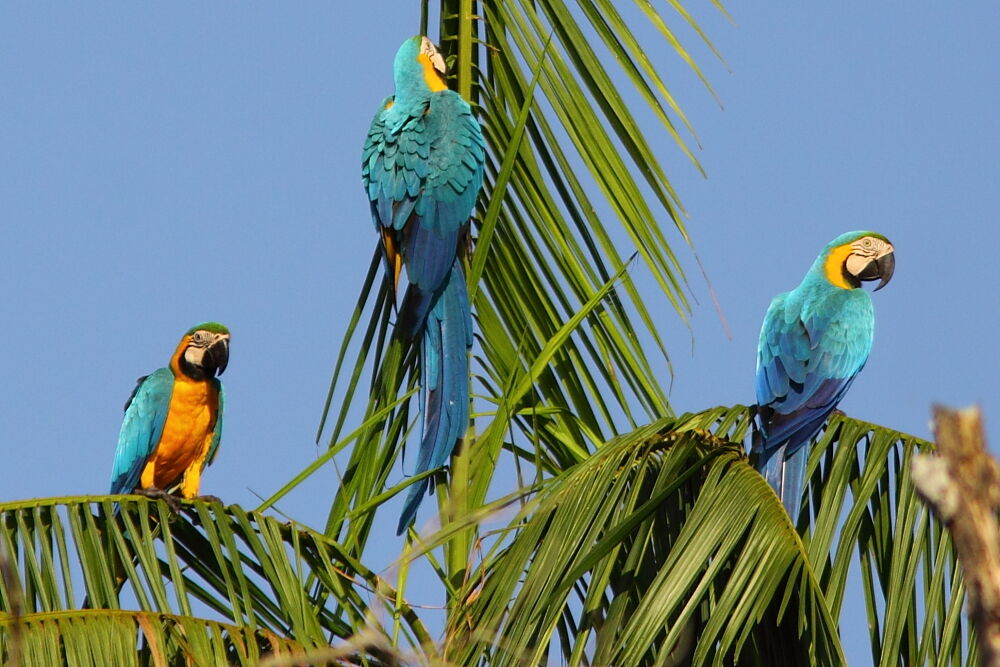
[
  {"x1": 363, "y1": 89, "x2": 485, "y2": 301},
  {"x1": 755, "y1": 292, "x2": 872, "y2": 446},
  {"x1": 754, "y1": 290, "x2": 871, "y2": 520},
  {"x1": 753, "y1": 231, "x2": 895, "y2": 522},
  {"x1": 362, "y1": 36, "x2": 485, "y2": 534},
  {"x1": 109, "y1": 367, "x2": 174, "y2": 495}
]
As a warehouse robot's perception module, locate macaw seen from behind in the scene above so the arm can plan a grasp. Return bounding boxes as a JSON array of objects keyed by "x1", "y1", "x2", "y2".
[
  {"x1": 362, "y1": 36, "x2": 485, "y2": 534},
  {"x1": 109, "y1": 322, "x2": 230, "y2": 508},
  {"x1": 753, "y1": 231, "x2": 895, "y2": 523}
]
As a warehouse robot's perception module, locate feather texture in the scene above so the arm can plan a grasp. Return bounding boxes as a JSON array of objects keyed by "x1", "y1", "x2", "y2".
[{"x1": 361, "y1": 37, "x2": 485, "y2": 534}]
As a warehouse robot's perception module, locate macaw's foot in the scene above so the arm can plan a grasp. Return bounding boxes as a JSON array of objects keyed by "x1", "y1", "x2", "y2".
[
  {"x1": 831, "y1": 408, "x2": 847, "y2": 417},
  {"x1": 196, "y1": 494, "x2": 222, "y2": 506},
  {"x1": 137, "y1": 487, "x2": 181, "y2": 514}
]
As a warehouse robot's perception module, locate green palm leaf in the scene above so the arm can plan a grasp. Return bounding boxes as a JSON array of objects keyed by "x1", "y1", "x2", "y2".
[
  {"x1": 438, "y1": 407, "x2": 973, "y2": 666},
  {"x1": 0, "y1": 498, "x2": 427, "y2": 664},
  {"x1": 800, "y1": 415, "x2": 971, "y2": 666},
  {"x1": 0, "y1": 610, "x2": 309, "y2": 666}
]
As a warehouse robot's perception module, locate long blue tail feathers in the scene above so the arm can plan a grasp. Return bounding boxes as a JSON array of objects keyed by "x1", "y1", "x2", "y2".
[
  {"x1": 758, "y1": 441, "x2": 809, "y2": 525},
  {"x1": 396, "y1": 261, "x2": 472, "y2": 534}
]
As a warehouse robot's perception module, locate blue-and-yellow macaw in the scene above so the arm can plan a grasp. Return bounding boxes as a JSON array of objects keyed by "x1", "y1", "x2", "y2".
[
  {"x1": 362, "y1": 36, "x2": 485, "y2": 534},
  {"x1": 109, "y1": 323, "x2": 230, "y2": 508},
  {"x1": 753, "y1": 232, "x2": 895, "y2": 522}
]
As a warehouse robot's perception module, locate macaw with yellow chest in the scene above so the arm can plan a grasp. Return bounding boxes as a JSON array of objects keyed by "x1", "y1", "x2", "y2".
[
  {"x1": 109, "y1": 322, "x2": 230, "y2": 508},
  {"x1": 753, "y1": 232, "x2": 895, "y2": 523},
  {"x1": 362, "y1": 36, "x2": 485, "y2": 534}
]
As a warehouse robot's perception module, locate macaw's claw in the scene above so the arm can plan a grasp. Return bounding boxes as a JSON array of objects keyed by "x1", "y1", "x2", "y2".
[
  {"x1": 196, "y1": 494, "x2": 222, "y2": 506},
  {"x1": 138, "y1": 487, "x2": 181, "y2": 514}
]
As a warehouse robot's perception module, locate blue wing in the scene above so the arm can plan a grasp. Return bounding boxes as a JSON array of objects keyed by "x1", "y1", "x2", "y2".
[
  {"x1": 753, "y1": 289, "x2": 873, "y2": 519},
  {"x1": 206, "y1": 379, "x2": 224, "y2": 467},
  {"x1": 109, "y1": 367, "x2": 174, "y2": 495}
]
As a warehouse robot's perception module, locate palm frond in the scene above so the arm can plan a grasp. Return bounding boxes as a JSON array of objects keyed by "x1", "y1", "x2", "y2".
[
  {"x1": 440, "y1": 407, "x2": 974, "y2": 666},
  {"x1": 0, "y1": 497, "x2": 429, "y2": 662},
  {"x1": 802, "y1": 414, "x2": 973, "y2": 666},
  {"x1": 445, "y1": 406, "x2": 843, "y2": 665},
  {"x1": 0, "y1": 609, "x2": 310, "y2": 667}
]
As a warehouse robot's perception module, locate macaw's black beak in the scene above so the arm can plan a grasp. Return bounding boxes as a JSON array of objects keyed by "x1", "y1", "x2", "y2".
[
  {"x1": 206, "y1": 338, "x2": 229, "y2": 376},
  {"x1": 859, "y1": 252, "x2": 895, "y2": 291}
]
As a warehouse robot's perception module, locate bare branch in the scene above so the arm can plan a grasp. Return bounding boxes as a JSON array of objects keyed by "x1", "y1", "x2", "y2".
[{"x1": 912, "y1": 405, "x2": 1000, "y2": 666}]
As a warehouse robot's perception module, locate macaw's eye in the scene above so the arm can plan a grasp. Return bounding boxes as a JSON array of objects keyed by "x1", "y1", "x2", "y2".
[
  {"x1": 192, "y1": 332, "x2": 207, "y2": 344},
  {"x1": 862, "y1": 238, "x2": 874, "y2": 248}
]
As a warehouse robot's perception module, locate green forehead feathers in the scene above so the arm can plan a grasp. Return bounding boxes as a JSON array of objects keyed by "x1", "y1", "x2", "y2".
[
  {"x1": 857, "y1": 231, "x2": 890, "y2": 243},
  {"x1": 824, "y1": 230, "x2": 891, "y2": 250},
  {"x1": 186, "y1": 322, "x2": 230, "y2": 336}
]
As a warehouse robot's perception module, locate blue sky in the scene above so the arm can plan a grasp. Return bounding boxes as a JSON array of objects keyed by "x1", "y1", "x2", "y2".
[{"x1": 1, "y1": 3, "x2": 996, "y2": 663}]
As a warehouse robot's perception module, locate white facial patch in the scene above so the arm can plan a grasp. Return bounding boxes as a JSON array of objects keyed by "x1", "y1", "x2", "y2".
[
  {"x1": 845, "y1": 253, "x2": 870, "y2": 278},
  {"x1": 184, "y1": 345, "x2": 206, "y2": 366}
]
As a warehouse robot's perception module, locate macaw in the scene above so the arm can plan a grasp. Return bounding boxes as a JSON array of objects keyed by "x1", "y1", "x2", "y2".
[
  {"x1": 753, "y1": 231, "x2": 895, "y2": 522},
  {"x1": 362, "y1": 36, "x2": 485, "y2": 534},
  {"x1": 109, "y1": 322, "x2": 230, "y2": 509}
]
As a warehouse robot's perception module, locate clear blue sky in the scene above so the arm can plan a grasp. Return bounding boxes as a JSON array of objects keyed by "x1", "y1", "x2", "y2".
[{"x1": 1, "y1": 3, "x2": 996, "y2": 664}]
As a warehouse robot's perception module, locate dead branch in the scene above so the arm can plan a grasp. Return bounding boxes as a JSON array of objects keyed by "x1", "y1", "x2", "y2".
[{"x1": 912, "y1": 405, "x2": 1000, "y2": 666}]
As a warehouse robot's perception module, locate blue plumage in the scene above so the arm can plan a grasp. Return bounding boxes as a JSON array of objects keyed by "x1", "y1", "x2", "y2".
[
  {"x1": 110, "y1": 369, "x2": 175, "y2": 496},
  {"x1": 753, "y1": 231, "x2": 895, "y2": 522},
  {"x1": 362, "y1": 36, "x2": 485, "y2": 534}
]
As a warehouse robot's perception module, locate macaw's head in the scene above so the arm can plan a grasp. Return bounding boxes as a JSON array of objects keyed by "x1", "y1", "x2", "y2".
[
  {"x1": 179, "y1": 322, "x2": 230, "y2": 380},
  {"x1": 393, "y1": 35, "x2": 448, "y2": 97},
  {"x1": 819, "y1": 231, "x2": 896, "y2": 291}
]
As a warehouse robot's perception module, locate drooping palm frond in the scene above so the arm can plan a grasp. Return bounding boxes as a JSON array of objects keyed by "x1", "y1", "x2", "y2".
[
  {"x1": 439, "y1": 407, "x2": 973, "y2": 666},
  {"x1": 0, "y1": 497, "x2": 428, "y2": 664},
  {"x1": 442, "y1": 406, "x2": 840, "y2": 665}
]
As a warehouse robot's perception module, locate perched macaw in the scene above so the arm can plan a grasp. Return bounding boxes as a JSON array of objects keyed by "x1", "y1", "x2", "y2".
[
  {"x1": 362, "y1": 36, "x2": 485, "y2": 534},
  {"x1": 109, "y1": 322, "x2": 230, "y2": 508},
  {"x1": 753, "y1": 231, "x2": 895, "y2": 522}
]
